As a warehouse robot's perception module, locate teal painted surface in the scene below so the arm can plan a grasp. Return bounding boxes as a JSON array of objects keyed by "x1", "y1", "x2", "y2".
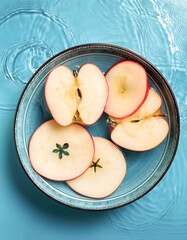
[{"x1": 0, "y1": 0, "x2": 186, "y2": 239}]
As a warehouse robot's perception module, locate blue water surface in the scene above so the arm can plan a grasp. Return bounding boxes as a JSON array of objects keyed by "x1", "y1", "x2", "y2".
[{"x1": 0, "y1": 0, "x2": 186, "y2": 239}]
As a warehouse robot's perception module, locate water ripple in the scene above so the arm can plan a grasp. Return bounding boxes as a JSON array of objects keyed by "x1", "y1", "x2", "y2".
[
  {"x1": 105, "y1": 179, "x2": 181, "y2": 231},
  {"x1": 99, "y1": 0, "x2": 185, "y2": 233},
  {"x1": 150, "y1": 0, "x2": 179, "y2": 55},
  {"x1": 104, "y1": 138, "x2": 186, "y2": 233},
  {"x1": 2, "y1": 41, "x2": 53, "y2": 85},
  {"x1": 0, "y1": 8, "x2": 81, "y2": 109},
  {"x1": 97, "y1": 0, "x2": 177, "y2": 66},
  {"x1": 0, "y1": 105, "x2": 17, "y2": 111},
  {"x1": 0, "y1": 0, "x2": 186, "y2": 238}
]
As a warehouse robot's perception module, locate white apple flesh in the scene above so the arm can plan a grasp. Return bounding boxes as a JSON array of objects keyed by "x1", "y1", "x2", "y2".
[
  {"x1": 110, "y1": 89, "x2": 169, "y2": 151},
  {"x1": 45, "y1": 64, "x2": 108, "y2": 126},
  {"x1": 29, "y1": 120, "x2": 94, "y2": 181},
  {"x1": 105, "y1": 61, "x2": 149, "y2": 118},
  {"x1": 67, "y1": 137, "x2": 127, "y2": 198}
]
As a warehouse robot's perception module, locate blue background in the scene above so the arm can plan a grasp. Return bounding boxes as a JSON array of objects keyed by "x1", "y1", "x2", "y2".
[{"x1": 0, "y1": 0, "x2": 186, "y2": 239}]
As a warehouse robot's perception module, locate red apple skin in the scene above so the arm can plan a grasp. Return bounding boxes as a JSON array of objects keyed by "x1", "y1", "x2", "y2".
[
  {"x1": 28, "y1": 120, "x2": 95, "y2": 181},
  {"x1": 105, "y1": 60, "x2": 150, "y2": 119},
  {"x1": 66, "y1": 178, "x2": 125, "y2": 199},
  {"x1": 67, "y1": 138, "x2": 127, "y2": 199},
  {"x1": 45, "y1": 64, "x2": 109, "y2": 126},
  {"x1": 110, "y1": 90, "x2": 169, "y2": 151},
  {"x1": 44, "y1": 67, "x2": 68, "y2": 127},
  {"x1": 75, "y1": 63, "x2": 109, "y2": 126}
]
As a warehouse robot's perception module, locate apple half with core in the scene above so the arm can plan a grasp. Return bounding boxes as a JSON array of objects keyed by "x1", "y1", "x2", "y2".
[
  {"x1": 29, "y1": 120, "x2": 94, "y2": 181},
  {"x1": 67, "y1": 137, "x2": 127, "y2": 198},
  {"x1": 105, "y1": 61, "x2": 149, "y2": 118},
  {"x1": 110, "y1": 89, "x2": 169, "y2": 151},
  {"x1": 45, "y1": 64, "x2": 108, "y2": 126}
]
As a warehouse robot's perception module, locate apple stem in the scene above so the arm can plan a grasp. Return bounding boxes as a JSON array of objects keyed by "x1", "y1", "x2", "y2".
[
  {"x1": 129, "y1": 114, "x2": 167, "y2": 123},
  {"x1": 73, "y1": 70, "x2": 77, "y2": 77},
  {"x1": 73, "y1": 110, "x2": 82, "y2": 122},
  {"x1": 108, "y1": 118, "x2": 117, "y2": 127}
]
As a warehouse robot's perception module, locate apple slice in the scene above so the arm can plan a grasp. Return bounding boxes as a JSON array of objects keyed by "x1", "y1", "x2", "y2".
[
  {"x1": 105, "y1": 61, "x2": 149, "y2": 118},
  {"x1": 45, "y1": 64, "x2": 108, "y2": 126},
  {"x1": 29, "y1": 119, "x2": 94, "y2": 181},
  {"x1": 67, "y1": 137, "x2": 127, "y2": 198},
  {"x1": 110, "y1": 89, "x2": 169, "y2": 151}
]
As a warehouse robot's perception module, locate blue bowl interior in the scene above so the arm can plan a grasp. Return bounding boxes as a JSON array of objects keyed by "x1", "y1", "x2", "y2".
[{"x1": 15, "y1": 44, "x2": 179, "y2": 210}]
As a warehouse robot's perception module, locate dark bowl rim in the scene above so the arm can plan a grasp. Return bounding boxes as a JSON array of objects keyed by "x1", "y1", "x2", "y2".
[{"x1": 13, "y1": 43, "x2": 180, "y2": 211}]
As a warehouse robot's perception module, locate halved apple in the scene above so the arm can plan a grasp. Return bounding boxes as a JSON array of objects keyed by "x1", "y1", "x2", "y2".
[
  {"x1": 105, "y1": 61, "x2": 149, "y2": 118},
  {"x1": 110, "y1": 89, "x2": 169, "y2": 151},
  {"x1": 45, "y1": 64, "x2": 108, "y2": 126},
  {"x1": 67, "y1": 137, "x2": 127, "y2": 198},
  {"x1": 29, "y1": 120, "x2": 94, "y2": 181}
]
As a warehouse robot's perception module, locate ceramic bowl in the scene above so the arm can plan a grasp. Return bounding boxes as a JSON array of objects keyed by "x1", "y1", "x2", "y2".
[{"x1": 14, "y1": 44, "x2": 180, "y2": 210}]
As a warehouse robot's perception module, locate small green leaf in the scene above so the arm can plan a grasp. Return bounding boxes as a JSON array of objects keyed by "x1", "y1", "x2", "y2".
[
  {"x1": 59, "y1": 152, "x2": 62, "y2": 159},
  {"x1": 52, "y1": 149, "x2": 59, "y2": 153},
  {"x1": 56, "y1": 143, "x2": 62, "y2": 149},
  {"x1": 97, "y1": 164, "x2": 102, "y2": 168},
  {"x1": 96, "y1": 158, "x2": 100, "y2": 164},
  {"x1": 53, "y1": 143, "x2": 70, "y2": 159},
  {"x1": 63, "y1": 143, "x2": 69, "y2": 149},
  {"x1": 62, "y1": 150, "x2": 69, "y2": 156},
  {"x1": 90, "y1": 159, "x2": 103, "y2": 173}
]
